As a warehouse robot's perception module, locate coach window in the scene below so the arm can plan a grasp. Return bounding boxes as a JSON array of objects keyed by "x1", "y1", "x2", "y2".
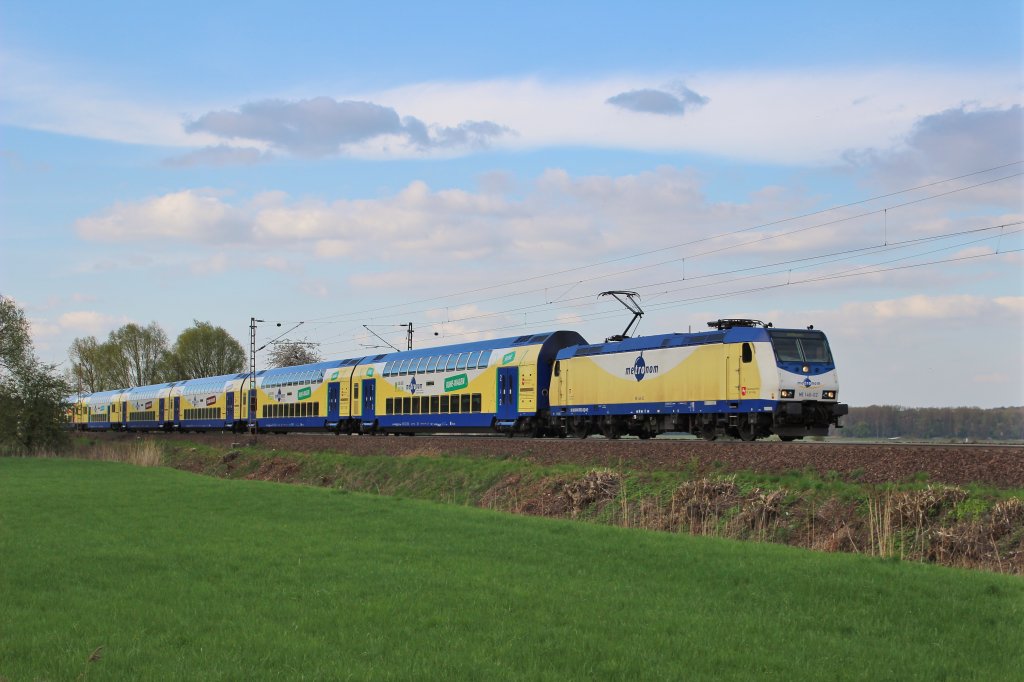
[
  {"x1": 396, "y1": 359, "x2": 407, "y2": 376},
  {"x1": 742, "y1": 343, "x2": 753, "y2": 363},
  {"x1": 440, "y1": 395, "x2": 449, "y2": 413},
  {"x1": 402, "y1": 397, "x2": 411, "y2": 413},
  {"x1": 471, "y1": 394, "x2": 481, "y2": 413},
  {"x1": 455, "y1": 353, "x2": 469, "y2": 371},
  {"x1": 354, "y1": 384, "x2": 359, "y2": 400},
  {"x1": 461, "y1": 394, "x2": 471, "y2": 413},
  {"x1": 436, "y1": 355, "x2": 449, "y2": 372},
  {"x1": 450, "y1": 395, "x2": 460, "y2": 413},
  {"x1": 478, "y1": 350, "x2": 492, "y2": 368},
  {"x1": 412, "y1": 397, "x2": 420, "y2": 414},
  {"x1": 441, "y1": 355, "x2": 455, "y2": 371},
  {"x1": 466, "y1": 350, "x2": 481, "y2": 369},
  {"x1": 430, "y1": 395, "x2": 439, "y2": 413},
  {"x1": 426, "y1": 356, "x2": 439, "y2": 373},
  {"x1": 417, "y1": 357, "x2": 429, "y2": 374}
]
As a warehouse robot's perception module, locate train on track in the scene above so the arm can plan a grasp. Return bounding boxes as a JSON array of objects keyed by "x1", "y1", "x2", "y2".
[{"x1": 68, "y1": 319, "x2": 848, "y2": 441}]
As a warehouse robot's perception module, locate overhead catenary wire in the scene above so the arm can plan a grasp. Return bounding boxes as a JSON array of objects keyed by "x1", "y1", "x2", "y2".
[
  {"x1": 292, "y1": 162, "x2": 1022, "y2": 327},
  {"x1": 293, "y1": 167, "x2": 1022, "y2": 334},
  {"x1": 250, "y1": 163, "x2": 1022, "y2": 359},
  {"x1": 308, "y1": 219, "x2": 1022, "y2": 349}
]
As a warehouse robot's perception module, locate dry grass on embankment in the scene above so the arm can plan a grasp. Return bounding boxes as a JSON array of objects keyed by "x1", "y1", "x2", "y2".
[{"x1": 4, "y1": 437, "x2": 164, "y2": 467}]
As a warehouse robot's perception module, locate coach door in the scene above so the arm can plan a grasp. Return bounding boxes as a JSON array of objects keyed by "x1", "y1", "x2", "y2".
[
  {"x1": 121, "y1": 401, "x2": 128, "y2": 427},
  {"x1": 361, "y1": 379, "x2": 376, "y2": 423},
  {"x1": 225, "y1": 392, "x2": 234, "y2": 426},
  {"x1": 497, "y1": 367, "x2": 518, "y2": 420},
  {"x1": 159, "y1": 398, "x2": 165, "y2": 424},
  {"x1": 173, "y1": 397, "x2": 180, "y2": 423},
  {"x1": 328, "y1": 382, "x2": 340, "y2": 421}
]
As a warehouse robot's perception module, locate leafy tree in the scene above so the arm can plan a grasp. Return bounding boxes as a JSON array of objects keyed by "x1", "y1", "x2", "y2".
[
  {"x1": 0, "y1": 296, "x2": 71, "y2": 453},
  {"x1": 266, "y1": 340, "x2": 322, "y2": 368},
  {"x1": 166, "y1": 320, "x2": 246, "y2": 379}
]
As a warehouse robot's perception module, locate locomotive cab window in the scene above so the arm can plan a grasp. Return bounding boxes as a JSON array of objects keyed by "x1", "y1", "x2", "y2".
[
  {"x1": 768, "y1": 330, "x2": 833, "y2": 364},
  {"x1": 742, "y1": 343, "x2": 753, "y2": 363}
]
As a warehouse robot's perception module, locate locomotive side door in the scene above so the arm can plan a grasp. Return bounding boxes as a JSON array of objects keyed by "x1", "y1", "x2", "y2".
[
  {"x1": 497, "y1": 367, "x2": 519, "y2": 420},
  {"x1": 737, "y1": 342, "x2": 760, "y2": 400},
  {"x1": 725, "y1": 347, "x2": 740, "y2": 401},
  {"x1": 726, "y1": 342, "x2": 760, "y2": 401}
]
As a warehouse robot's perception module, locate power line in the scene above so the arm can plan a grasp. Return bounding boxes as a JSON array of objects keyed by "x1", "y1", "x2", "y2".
[
  {"x1": 294, "y1": 166, "x2": 1021, "y2": 329},
  {"x1": 309, "y1": 241, "x2": 1015, "y2": 356}
]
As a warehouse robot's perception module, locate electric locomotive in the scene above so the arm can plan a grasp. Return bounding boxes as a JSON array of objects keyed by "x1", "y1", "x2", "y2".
[{"x1": 549, "y1": 319, "x2": 847, "y2": 441}]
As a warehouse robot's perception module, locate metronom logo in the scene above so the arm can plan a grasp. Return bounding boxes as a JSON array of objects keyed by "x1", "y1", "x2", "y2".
[{"x1": 625, "y1": 353, "x2": 659, "y2": 382}]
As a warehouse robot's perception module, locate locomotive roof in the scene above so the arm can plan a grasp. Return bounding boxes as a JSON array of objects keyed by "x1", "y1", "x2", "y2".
[{"x1": 555, "y1": 326, "x2": 786, "y2": 360}]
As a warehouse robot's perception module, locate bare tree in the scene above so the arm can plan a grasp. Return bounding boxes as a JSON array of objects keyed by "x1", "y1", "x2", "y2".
[
  {"x1": 266, "y1": 340, "x2": 323, "y2": 368},
  {"x1": 110, "y1": 322, "x2": 169, "y2": 386},
  {"x1": 68, "y1": 336, "x2": 123, "y2": 392}
]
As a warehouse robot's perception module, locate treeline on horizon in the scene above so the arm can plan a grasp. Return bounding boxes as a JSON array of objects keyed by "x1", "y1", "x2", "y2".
[{"x1": 838, "y1": 405, "x2": 1024, "y2": 441}]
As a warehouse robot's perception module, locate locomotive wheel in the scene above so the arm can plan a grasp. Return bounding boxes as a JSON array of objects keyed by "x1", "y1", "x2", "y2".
[
  {"x1": 701, "y1": 430, "x2": 717, "y2": 442},
  {"x1": 738, "y1": 428, "x2": 756, "y2": 442}
]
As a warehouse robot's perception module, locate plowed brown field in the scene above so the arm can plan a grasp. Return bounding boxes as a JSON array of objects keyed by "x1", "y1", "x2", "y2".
[{"x1": 136, "y1": 432, "x2": 1024, "y2": 488}]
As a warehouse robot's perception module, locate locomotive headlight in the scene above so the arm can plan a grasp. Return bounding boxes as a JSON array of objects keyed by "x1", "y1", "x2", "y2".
[
  {"x1": 801, "y1": 365, "x2": 810, "y2": 373},
  {"x1": 822, "y1": 390, "x2": 837, "y2": 400},
  {"x1": 781, "y1": 389, "x2": 795, "y2": 399}
]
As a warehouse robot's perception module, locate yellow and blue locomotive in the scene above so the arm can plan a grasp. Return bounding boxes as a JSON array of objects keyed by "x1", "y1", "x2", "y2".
[{"x1": 549, "y1": 319, "x2": 846, "y2": 440}]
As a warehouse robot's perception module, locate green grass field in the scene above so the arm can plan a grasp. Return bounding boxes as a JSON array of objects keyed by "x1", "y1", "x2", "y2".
[{"x1": 1, "y1": 458, "x2": 1021, "y2": 680}]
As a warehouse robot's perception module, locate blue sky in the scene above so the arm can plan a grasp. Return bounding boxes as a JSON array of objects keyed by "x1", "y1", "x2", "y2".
[{"x1": 1, "y1": 0, "x2": 1022, "y2": 408}]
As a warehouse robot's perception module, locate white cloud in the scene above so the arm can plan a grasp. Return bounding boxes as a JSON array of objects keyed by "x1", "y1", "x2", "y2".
[
  {"x1": 75, "y1": 189, "x2": 247, "y2": 242},
  {"x1": 371, "y1": 69, "x2": 1018, "y2": 164},
  {"x1": 56, "y1": 310, "x2": 130, "y2": 335},
  {"x1": 3, "y1": 51, "x2": 1018, "y2": 165}
]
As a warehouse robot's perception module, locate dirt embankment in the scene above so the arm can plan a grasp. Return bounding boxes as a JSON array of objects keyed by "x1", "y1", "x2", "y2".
[{"x1": 143, "y1": 431, "x2": 1024, "y2": 488}]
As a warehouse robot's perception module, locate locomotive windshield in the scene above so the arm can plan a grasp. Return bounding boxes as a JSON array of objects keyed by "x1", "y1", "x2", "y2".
[{"x1": 768, "y1": 330, "x2": 833, "y2": 364}]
